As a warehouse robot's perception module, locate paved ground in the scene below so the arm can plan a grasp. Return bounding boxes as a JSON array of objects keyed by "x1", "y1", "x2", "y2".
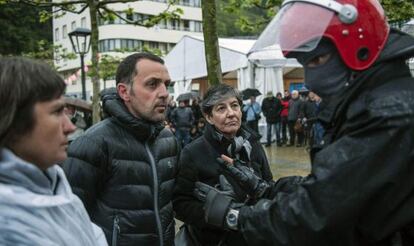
[{"x1": 263, "y1": 144, "x2": 311, "y2": 180}]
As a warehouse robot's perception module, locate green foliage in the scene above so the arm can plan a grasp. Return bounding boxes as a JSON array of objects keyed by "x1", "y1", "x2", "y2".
[
  {"x1": 0, "y1": 3, "x2": 52, "y2": 55},
  {"x1": 382, "y1": 0, "x2": 414, "y2": 24},
  {"x1": 217, "y1": 0, "x2": 280, "y2": 37}
]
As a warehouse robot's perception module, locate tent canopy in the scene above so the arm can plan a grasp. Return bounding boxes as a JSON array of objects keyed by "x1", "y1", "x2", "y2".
[{"x1": 165, "y1": 35, "x2": 256, "y2": 82}]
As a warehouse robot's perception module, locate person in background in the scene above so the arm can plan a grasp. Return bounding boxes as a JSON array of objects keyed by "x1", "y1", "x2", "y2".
[
  {"x1": 63, "y1": 53, "x2": 179, "y2": 246},
  {"x1": 287, "y1": 90, "x2": 304, "y2": 147},
  {"x1": 279, "y1": 92, "x2": 289, "y2": 145},
  {"x1": 308, "y1": 91, "x2": 324, "y2": 148},
  {"x1": 261, "y1": 91, "x2": 282, "y2": 147},
  {"x1": 173, "y1": 84, "x2": 272, "y2": 246},
  {"x1": 191, "y1": 97, "x2": 203, "y2": 125},
  {"x1": 171, "y1": 99, "x2": 194, "y2": 147},
  {"x1": 66, "y1": 105, "x2": 87, "y2": 142},
  {"x1": 166, "y1": 99, "x2": 176, "y2": 125},
  {"x1": 243, "y1": 96, "x2": 261, "y2": 134},
  {"x1": 0, "y1": 57, "x2": 107, "y2": 246},
  {"x1": 190, "y1": 117, "x2": 206, "y2": 142}
]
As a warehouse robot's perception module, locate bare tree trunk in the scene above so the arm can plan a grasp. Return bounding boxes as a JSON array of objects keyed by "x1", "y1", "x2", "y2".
[
  {"x1": 201, "y1": 0, "x2": 222, "y2": 86},
  {"x1": 88, "y1": 0, "x2": 101, "y2": 123}
]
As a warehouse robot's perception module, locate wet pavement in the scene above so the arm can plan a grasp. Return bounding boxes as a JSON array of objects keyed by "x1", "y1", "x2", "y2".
[{"x1": 263, "y1": 144, "x2": 311, "y2": 180}]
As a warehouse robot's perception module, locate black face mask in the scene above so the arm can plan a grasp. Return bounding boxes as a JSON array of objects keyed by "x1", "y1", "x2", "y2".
[{"x1": 291, "y1": 40, "x2": 352, "y2": 99}]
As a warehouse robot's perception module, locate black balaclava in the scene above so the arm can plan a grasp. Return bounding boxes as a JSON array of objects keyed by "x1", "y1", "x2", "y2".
[{"x1": 290, "y1": 39, "x2": 352, "y2": 99}]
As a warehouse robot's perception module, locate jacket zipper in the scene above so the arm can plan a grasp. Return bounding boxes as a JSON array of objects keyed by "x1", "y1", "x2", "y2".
[
  {"x1": 145, "y1": 142, "x2": 164, "y2": 246},
  {"x1": 112, "y1": 215, "x2": 120, "y2": 246}
]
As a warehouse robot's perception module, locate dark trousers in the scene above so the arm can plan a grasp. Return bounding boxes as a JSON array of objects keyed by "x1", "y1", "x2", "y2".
[
  {"x1": 175, "y1": 128, "x2": 191, "y2": 147},
  {"x1": 288, "y1": 120, "x2": 304, "y2": 146},
  {"x1": 281, "y1": 116, "x2": 288, "y2": 144},
  {"x1": 266, "y1": 122, "x2": 281, "y2": 145},
  {"x1": 247, "y1": 120, "x2": 259, "y2": 135}
]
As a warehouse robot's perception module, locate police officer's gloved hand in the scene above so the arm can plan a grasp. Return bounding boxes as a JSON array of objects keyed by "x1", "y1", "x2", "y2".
[
  {"x1": 193, "y1": 175, "x2": 241, "y2": 230},
  {"x1": 217, "y1": 157, "x2": 270, "y2": 200}
]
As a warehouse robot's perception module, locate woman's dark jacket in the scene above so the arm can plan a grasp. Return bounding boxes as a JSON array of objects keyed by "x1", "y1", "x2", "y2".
[
  {"x1": 237, "y1": 29, "x2": 414, "y2": 246},
  {"x1": 173, "y1": 123, "x2": 273, "y2": 245},
  {"x1": 62, "y1": 97, "x2": 179, "y2": 246}
]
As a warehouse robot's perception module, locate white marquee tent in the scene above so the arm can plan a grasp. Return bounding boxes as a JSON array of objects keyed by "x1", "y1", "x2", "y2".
[{"x1": 164, "y1": 35, "x2": 301, "y2": 101}]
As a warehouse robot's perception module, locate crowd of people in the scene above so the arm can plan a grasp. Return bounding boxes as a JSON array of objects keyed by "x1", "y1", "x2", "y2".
[{"x1": 2, "y1": 0, "x2": 414, "y2": 245}]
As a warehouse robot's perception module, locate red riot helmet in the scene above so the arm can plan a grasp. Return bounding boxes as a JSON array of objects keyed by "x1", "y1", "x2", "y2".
[{"x1": 249, "y1": 0, "x2": 390, "y2": 70}]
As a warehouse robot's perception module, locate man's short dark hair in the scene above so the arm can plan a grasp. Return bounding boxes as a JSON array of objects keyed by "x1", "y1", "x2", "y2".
[
  {"x1": 0, "y1": 57, "x2": 66, "y2": 147},
  {"x1": 201, "y1": 84, "x2": 242, "y2": 116},
  {"x1": 115, "y1": 52, "x2": 164, "y2": 86}
]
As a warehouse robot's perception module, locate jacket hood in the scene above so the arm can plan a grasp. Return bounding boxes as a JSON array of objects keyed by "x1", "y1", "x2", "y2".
[
  {"x1": 376, "y1": 28, "x2": 414, "y2": 64},
  {"x1": 0, "y1": 148, "x2": 74, "y2": 207},
  {"x1": 104, "y1": 97, "x2": 164, "y2": 141}
]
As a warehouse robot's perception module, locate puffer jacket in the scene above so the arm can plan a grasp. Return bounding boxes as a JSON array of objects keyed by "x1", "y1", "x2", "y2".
[
  {"x1": 237, "y1": 29, "x2": 414, "y2": 246},
  {"x1": 62, "y1": 97, "x2": 179, "y2": 246}
]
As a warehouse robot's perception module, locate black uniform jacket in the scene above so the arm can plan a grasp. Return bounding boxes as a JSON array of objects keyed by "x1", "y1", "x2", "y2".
[{"x1": 238, "y1": 29, "x2": 414, "y2": 246}]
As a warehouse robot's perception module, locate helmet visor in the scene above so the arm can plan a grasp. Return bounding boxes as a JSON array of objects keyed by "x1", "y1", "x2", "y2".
[{"x1": 248, "y1": 2, "x2": 335, "y2": 58}]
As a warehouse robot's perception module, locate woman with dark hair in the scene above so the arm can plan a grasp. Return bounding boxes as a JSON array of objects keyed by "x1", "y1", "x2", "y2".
[
  {"x1": 173, "y1": 84, "x2": 273, "y2": 245},
  {"x1": 0, "y1": 57, "x2": 106, "y2": 245}
]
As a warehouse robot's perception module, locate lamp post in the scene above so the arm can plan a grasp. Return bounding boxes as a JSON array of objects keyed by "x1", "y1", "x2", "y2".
[{"x1": 68, "y1": 27, "x2": 91, "y2": 100}]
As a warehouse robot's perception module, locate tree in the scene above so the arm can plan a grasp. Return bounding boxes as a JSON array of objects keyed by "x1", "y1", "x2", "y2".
[
  {"x1": 96, "y1": 54, "x2": 120, "y2": 90},
  {"x1": 220, "y1": 0, "x2": 414, "y2": 37},
  {"x1": 201, "y1": 0, "x2": 222, "y2": 86},
  {"x1": 382, "y1": 0, "x2": 414, "y2": 26},
  {"x1": 0, "y1": 3, "x2": 52, "y2": 56},
  {"x1": 1, "y1": 0, "x2": 182, "y2": 124}
]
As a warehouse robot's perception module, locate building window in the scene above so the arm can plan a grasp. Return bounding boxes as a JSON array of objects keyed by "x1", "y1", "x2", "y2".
[
  {"x1": 55, "y1": 28, "x2": 59, "y2": 41},
  {"x1": 81, "y1": 17, "x2": 87, "y2": 28},
  {"x1": 62, "y1": 25, "x2": 67, "y2": 39},
  {"x1": 71, "y1": 21, "x2": 76, "y2": 31},
  {"x1": 62, "y1": 48, "x2": 67, "y2": 62},
  {"x1": 193, "y1": 21, "x2": 202, "y2": 32},
  {"x1": 98, "y1": 39, "x2": 172, "y2": 52},
  {"x1": 183, "y1": 20, "x2": 190, "y2": 31}
]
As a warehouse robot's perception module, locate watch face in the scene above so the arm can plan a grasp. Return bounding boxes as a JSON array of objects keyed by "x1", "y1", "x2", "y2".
[{"x1": 226, "y1": 209, "x2": 239, "y2": 229}]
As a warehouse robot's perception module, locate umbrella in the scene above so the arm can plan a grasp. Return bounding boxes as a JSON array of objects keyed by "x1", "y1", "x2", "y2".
[
  {"x1": 177, "y1": 91, "x2": 198, "y2": 102},
  {"x1": 64, "y1": 97, "x2": 92, "y2": 112},
  {"x1": 242, "y1": 88, "x2": 262, "y2": 100}
]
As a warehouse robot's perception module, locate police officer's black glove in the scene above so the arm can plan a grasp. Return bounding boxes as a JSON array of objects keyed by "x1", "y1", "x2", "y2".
[
  {"x1": 193, "y1": 175, "x2": 241, "y2": 230},
  {"x1": 217, "y1": 158, "x2": 270, "y2": 200}
]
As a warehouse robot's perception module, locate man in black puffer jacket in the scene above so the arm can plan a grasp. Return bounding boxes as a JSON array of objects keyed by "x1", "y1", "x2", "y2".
[{"x1": 62, "y1": 53, "x2": 179, "y2": 246}]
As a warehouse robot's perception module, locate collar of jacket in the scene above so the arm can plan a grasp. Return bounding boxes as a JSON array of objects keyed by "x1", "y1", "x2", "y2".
[
  {"x1": 104, "y1": 98, "x2": 164, "y2": 141},
  {"x1": 317, "y1": 58, "x2": 411, "y2": 131},
  {"x1": 0, "y1": 148, "x2": 73, "y2": 200},
  {"x1": 203, "y1": 123, "x2": 254, "y2": 155}
]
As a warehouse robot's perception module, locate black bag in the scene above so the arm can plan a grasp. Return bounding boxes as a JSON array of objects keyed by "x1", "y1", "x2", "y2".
[
  {"x1": 175, "y1": 224, "x2": 200, "y2": 246},
  {"x1": 255, "y1": 112, "x2": 261, "y2": 121}
]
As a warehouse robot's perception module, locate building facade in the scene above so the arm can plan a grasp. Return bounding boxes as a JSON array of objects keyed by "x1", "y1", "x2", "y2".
[{"x1": 53, "y1": 0, "x2": 202, "y2": 99}]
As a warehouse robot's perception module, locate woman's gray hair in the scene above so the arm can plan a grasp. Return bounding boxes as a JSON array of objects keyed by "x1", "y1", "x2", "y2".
[{"x1": 201, "y1": 84, "x2": 242, "y2": 115}]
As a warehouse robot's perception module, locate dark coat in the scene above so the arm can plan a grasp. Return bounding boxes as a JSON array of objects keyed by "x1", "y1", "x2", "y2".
[
  {"x1": 287, "y1": 97, "x2": 303, "y2": 121},
  {"x1": 62, "y1": 98, "x2": 179, "y2": 246},
  {"x1": 171, "y1": 106, "x2": 194, "y2": 129},
  {"x1": 237, "y1": 30, "x2": 414, "y2": 246},
  {"x1": 261, "y1": 96, "x2": 282, "y2": 123},
  {"x1": 173, "y1": 123, "x2": 273, "y2": 245}
]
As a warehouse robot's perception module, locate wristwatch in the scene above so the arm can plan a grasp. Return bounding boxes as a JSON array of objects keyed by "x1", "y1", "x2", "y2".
[{"x1": 225, "y1": 209, "x2": 239, "y2": 230}]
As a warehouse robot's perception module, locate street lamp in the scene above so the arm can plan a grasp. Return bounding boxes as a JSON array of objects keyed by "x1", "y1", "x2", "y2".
[{"x1": 68, "y1": 27, "x2": 91, "y2": 100}]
